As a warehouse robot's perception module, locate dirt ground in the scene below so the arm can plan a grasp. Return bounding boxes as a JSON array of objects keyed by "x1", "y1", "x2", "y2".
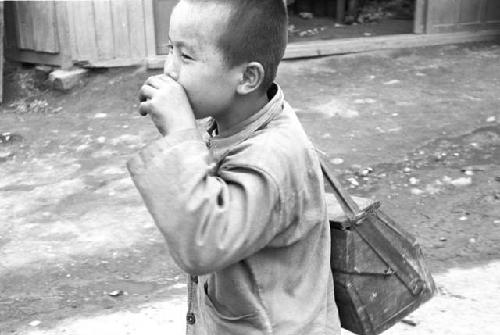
[{"x1": 1, "y1": 42, "x2": 499, "y2": 334}]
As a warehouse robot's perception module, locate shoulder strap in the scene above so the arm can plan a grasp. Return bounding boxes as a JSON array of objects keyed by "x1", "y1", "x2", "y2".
[
  {"x1": 318, "y1": 151, "x2": 429, "y2": 296},
  {"x1": 317, "y1": 152, "x2": 360, "y2": 221}
]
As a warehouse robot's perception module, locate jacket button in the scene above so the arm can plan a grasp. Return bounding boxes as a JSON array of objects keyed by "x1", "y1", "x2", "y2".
[
  {"x1": 191, "y1": 275, "x2": 198, "y2": 284},
  {"x1": 186, "y1": 312, "x2": 196, "y2": 325}
]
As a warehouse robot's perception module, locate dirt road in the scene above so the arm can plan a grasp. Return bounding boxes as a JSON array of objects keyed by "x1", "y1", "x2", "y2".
[
  {"x1": 1, "y1": 42, "x2": 499, "y2": 334},
  {"x1": 14, "y1": 261, "x2": 500, "y2": 335}
]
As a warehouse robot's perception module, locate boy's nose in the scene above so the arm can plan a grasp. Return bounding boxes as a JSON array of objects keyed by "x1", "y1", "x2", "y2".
[{"x1": 163, "y1": 55, "x2": 179, "y2": 81}]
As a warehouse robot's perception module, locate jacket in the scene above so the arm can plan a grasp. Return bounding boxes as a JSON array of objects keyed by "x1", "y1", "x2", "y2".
[{"x1": 127, "y1": 84, "x2": 341, "y2": 334}]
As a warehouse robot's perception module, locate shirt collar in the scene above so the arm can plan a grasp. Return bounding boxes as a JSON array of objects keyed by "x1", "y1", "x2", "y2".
[{"x1": 207, "y1": 84, "x2": 284, "y2": 152}]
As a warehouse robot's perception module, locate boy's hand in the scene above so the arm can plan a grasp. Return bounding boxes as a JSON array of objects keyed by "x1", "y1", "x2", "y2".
[{"x1": 138, "y1": 74, "x2": 196, "y2": 136}]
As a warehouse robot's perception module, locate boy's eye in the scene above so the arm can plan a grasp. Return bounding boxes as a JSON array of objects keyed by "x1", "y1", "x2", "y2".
[{"x1": 182, "y1": 53, "x2": 193, "y2": 61}]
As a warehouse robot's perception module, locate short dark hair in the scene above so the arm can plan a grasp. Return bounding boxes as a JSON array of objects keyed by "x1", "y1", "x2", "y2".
[{"x1": 185, "y1": 0, "x2": 288, "y2": 92}]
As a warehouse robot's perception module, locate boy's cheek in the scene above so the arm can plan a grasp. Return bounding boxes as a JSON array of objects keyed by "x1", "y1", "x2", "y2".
[{"x1": 175, "y1": 76, "x2": 194, "y2": 98}]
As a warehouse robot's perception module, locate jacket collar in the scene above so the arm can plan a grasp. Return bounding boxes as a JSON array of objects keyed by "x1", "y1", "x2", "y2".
[{"x1": 207, "y1": 84, "x2": 284, "y2": 156}]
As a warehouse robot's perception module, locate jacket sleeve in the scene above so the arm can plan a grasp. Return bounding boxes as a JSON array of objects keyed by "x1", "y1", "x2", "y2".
[{"x1": 127, "y1": 129, "x2": 283, "y2": 275}]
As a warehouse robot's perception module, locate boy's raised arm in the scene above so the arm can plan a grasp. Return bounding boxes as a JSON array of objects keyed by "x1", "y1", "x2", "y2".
[{"x1": 127, "y1": 131, "x2": 283, "y2": 276}]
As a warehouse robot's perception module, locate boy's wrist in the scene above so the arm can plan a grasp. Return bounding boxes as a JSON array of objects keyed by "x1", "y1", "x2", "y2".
[
  {"x1": 127, "y1": 127, "x2": 203, "y2": 178},
  {"x1": 164, "y1": 118, "x2": 197, "y2": 136},
  {"x1": 159, "y1": 127, "x2": 202, "y2": 144}
]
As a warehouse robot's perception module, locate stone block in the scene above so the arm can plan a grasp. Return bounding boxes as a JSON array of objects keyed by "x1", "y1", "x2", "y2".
[{"x1": 48, "y1": 68, "x2": 88, "y2": 91}]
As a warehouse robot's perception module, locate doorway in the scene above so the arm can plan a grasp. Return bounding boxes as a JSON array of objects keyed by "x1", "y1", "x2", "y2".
[{"x1": 287, "y1": 0, "x2": 417, "y2": 43}]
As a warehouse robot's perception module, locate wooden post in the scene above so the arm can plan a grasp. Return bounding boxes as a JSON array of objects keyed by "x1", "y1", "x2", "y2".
[
  {"x1": 414, "y1": 0, "x2": 428, "y2": 34},
  {"x1": 54, "y1": 1, "x2": 73, "y2": 69},
  {"x1": 144, "y1": 0, "x2": 157, "y2": 60},
  {"x1": 336, "y1": 0, "x2": 346, "y2": 22}
]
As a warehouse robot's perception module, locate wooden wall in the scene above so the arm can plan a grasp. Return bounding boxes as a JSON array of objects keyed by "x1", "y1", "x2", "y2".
[
  {"x1": 426, "y1": 0, "x2": 500, "y2": 33},
  {"x1": 14, "y1": 1, "x2": 60, "y2": 53},
  {"x1": 153, "y1": 0, "x2": 177, "y2": 55},
  {"x1": 5, "y1": 0, "x2": 156, "y2": 68},
  {"x1": 66, "y1": 0, "x2": 155, "y2": 66},
  {"x1": 4, "y1": 0, "x2": 500, "y2": 69}
]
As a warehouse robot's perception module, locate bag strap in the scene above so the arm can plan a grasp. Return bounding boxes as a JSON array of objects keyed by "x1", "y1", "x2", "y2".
[
  {"x1": 317, "y1": 152, "x2": 360, "y2": 221},
  {"x1": 318, "y1": 151, "x2": 427, "y2": 295},
  {"x1": 353, "y1": 213, "x2": 426, "y2": 296}
]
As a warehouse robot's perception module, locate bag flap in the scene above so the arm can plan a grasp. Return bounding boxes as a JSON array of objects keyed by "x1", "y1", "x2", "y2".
[{"x1": 326, "y1": 193, "x2": 373, "y2": 227}]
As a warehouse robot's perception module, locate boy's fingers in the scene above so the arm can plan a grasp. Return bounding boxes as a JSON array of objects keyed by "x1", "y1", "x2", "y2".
[
  {"x1": 139, "y1": 84, "x2": 156, "y2": 102},
  {"x1": 138, "y1": 100, "x2": 152, "y2": 116},
  {"x1": 145, "y1": 75, "x2": 170, "y2": 89},
  {"x1": 144, "y1": 75, "x2": 160, "y2": 88}
]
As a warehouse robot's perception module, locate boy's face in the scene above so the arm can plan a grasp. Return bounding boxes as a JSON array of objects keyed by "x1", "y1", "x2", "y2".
[{"x1": 166, "y1": 1, "x2": 241, "y2": 120}]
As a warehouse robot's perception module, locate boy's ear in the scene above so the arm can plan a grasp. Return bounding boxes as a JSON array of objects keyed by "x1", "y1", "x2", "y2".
[{"x1": 236, "y1": 62, "x2": 265, "y2": 95}]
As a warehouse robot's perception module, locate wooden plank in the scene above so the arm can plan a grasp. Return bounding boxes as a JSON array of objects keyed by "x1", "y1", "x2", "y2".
[
  {"x1": 110, "y1": 0, "x2": 131, "y2": 59},
  {"x1": 32, "y1": 1, "x2": 59, "y2": 53},
  {"x1": 143, "y1": 0, "x2": 157, "y2": 58},
  {"x1": 15, "y1": 2, "x2": 35, "y2": 50},
  {"x1": 81, "y1": 57, "x2": 145, "y2": 68},
  {"x1": 426, "y1": 0, "x2": 461, "y2": 33},
  {"x1": 154, "y1": 0, "x2": 177, "y2": 54},
  {"x1": 79, "y1": 2, "x2": 99, "y2": 61},
  {"x1": 93, "y1": 0, "x2": 114, "y2": 60},
  {"x1": 458, "y1": 0, "x2": 482, "y2": 24},
  {"x1": 414, "y1": 0, "x2": 428, "y2": 34},
  {"x1": 54, "y1": 1, "x2": 74, "y2": 69},
  {"x1": 283, "y1": 30, "x2": 500, "y2": 59},
  {"x1": 127, "y1": 0, "x2": 147, "y2": 58},
  {"x1": 67, "y1": 1, "x2": 98, "y2": 62},
  {"x1": 66, "y1": 1, "x2": 79, "y2": 60},
  {"x1": 5, "y1": 49, "x2": 67, "y2": 67},
  {"x1": 425, "y1": 0, "x2": 500, "y2": 32}
]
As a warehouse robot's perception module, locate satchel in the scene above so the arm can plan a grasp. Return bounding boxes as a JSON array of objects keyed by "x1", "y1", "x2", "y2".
[{"x1": 319, "y1": 157, "x2": 436, "y2": 335}]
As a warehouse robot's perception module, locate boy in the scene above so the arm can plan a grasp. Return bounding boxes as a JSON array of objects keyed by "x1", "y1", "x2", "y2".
[{"x1": 128, "y1": 0, "x2": 341, "y2": 334}]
